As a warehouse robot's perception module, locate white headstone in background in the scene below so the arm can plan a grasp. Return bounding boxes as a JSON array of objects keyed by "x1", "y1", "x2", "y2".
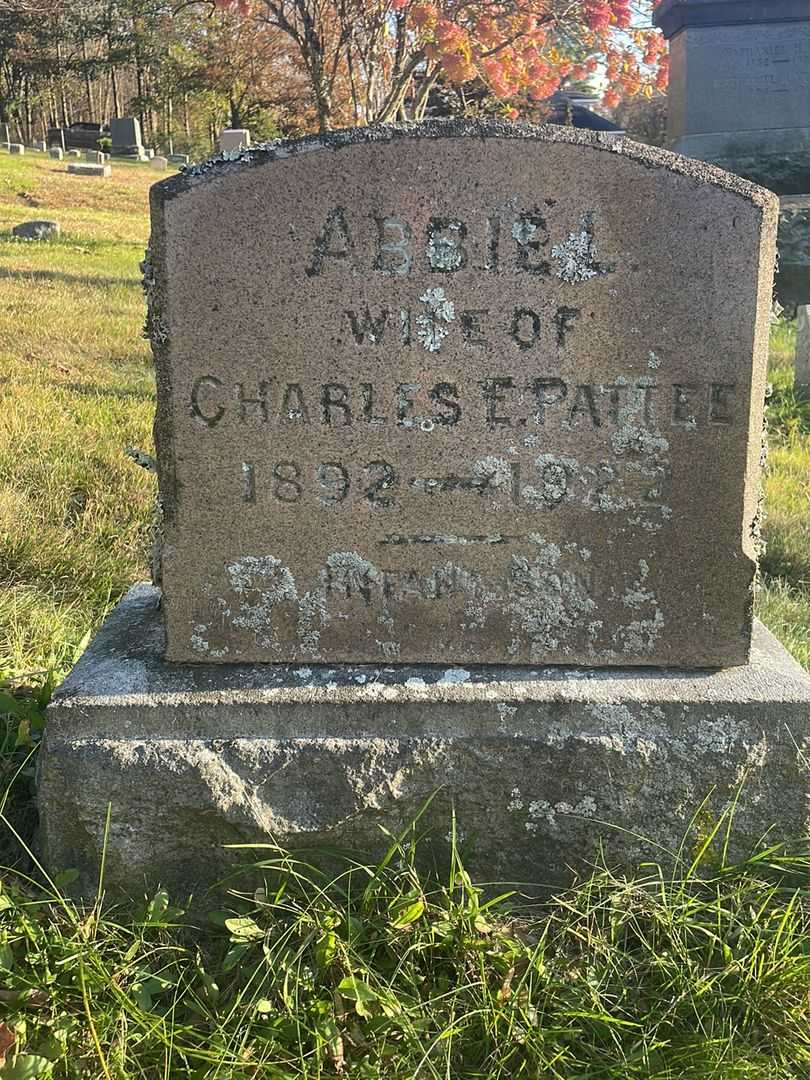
[{"x1": 218, "y1": 128, "x2": 250, "y2": 153}]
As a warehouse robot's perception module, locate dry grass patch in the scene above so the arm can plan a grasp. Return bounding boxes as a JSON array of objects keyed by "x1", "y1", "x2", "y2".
[{"x1": 0, "y1": 150, "x2": 165, "y2": 221}]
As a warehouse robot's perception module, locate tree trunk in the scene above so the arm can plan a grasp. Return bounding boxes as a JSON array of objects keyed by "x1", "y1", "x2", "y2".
[
  {"x1": 81, "y1": 36, "x2": 95, "y2": 119},
  {"x1": 109, "y1": 55, "x2": 120, "y2": 116},
  {"x1": 134, "y1": 18, "x2": 145, "y2": 135},
  {"x1": 167, "y1": 95, "x2": 173, "y2": 153},
  {"x1": 23, "y1": 74, "x2": 32, "y2": 143},
  {"x1": 55, "y1": 39, "x2": 69, "y2": 125}
]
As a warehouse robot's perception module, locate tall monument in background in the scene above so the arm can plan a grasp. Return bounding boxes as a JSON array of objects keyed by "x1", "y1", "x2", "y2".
[
  {"x1": 655, "y1": 0, "x2": 810, "y2": 314},
  {"x1": 654, "y1": 0, "x2": 810, "y2": 195}
]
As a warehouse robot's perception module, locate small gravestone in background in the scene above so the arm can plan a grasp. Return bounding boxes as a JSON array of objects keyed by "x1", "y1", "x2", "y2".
[
  {"x1": 38, "y1": 122, "x2": 810, "y2": 900},
  {"x1": 219, "y1": 128, "x2": 250, "y2": 152},
  {"x1": 67, "y1": 162, "x2": 111, "y2": 178},
  {"x1": 49, "y1": 147, "x2": 63, "y2": 161},
  {"x1": 8, "y1": 144, "x2": 23, "y2": 155},
  {"x1": 150, "y1": 155, "x2": 168, "y2": 171},
  {"x1": 47, "y1": 127, "x2": 65, "y2": 152},
  {"x1": 85, "y1": 149, "x2": 106, "y2": 163},
  {"x1": 168, "y1": 153, "x2": 189, "y2": 165},
  {"x1": 66, "y1": 149, "x2": 81, "y2": 158},
  {"x1": 12, "y1": 220, "x2": 60, "y2": 240},
  {"x1": 796, "y1": 306, "x2": 810, "y2": 393},
  {"x1": 110, "y1": 116, "x2": 145, "y2": 159}
]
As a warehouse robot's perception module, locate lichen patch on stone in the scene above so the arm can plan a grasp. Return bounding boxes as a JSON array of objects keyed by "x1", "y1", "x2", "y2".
[{"x1": 416, "y1": 287, "x2": 455, "y2": 352}]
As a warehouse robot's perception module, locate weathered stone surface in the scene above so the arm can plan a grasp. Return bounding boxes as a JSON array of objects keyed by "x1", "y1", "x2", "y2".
[
  {"x1": 38, "y1": 584, "x2": 810, "y2": 899},
  {"x1": 218, "y1": 128, "x2": 250, "y2": 152},
  {"x1": 48, "y1": 147, "x2": 64, "y2": 161},
  {"x1": 67, "y1": 163, "x2": 111, "y2": 178},
  {"x1": 148, "y1": 121, "x2": 776, "y2": 668},
  {"x1": 655, "y1": 0, "x2": 810, "y2": 196},
  {"x1": 66, "y1": 149, "x2": 81, "y2": 158},
  {"x1": 12, "y1": 220, "x2": 60, "y2": 240},
  {"x1": 150, "y1": 155, "x2": 168, "y2": 171},
  {"x1": 8, "y1": 144, "x2": 24, "y2": 155},
  {"x1": 168, "y1": 153, "x2": 190, "y2": 165},
  {"x1": 84, "y1": 149, "x2": 107, "y2": 163}
]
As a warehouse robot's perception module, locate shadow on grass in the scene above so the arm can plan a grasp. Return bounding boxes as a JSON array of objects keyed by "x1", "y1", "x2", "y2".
[
  {"x1": 0, "y1": 265, "x2": 138, "y2": 289},
  {"x1": 50, "y1": 379, "x2": 154, "y2": 403},
  {"x1": 761, "y1": 544, "x2": 810, "y2": 589}
]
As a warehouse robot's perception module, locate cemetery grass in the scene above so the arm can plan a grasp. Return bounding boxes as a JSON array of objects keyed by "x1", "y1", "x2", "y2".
[
  {"x1": 0, "y1": 808, "x2": 805, "y2": 1078},
  {"x1": 1, "y1": 152, "x2": 810, "y2": 1077}
]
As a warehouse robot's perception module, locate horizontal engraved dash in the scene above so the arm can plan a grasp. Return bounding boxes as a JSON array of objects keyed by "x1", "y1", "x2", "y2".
[{"x1": 378, "y1": 534, "x2": 524, "y2": 546}]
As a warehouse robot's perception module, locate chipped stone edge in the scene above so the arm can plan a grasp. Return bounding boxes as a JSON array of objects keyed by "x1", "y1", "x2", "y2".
[{"x1": 743, "y1": 185, "x2": 780, "y2": 648}]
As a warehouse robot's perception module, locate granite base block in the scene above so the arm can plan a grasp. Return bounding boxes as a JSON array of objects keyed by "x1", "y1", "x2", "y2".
[{"x1": 38, "y1": 585, "x2": 810, "y2": 899}]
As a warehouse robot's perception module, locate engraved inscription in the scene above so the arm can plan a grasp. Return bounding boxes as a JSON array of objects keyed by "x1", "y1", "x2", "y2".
[
  {"x1": 162, "y1": 148, "x2": 765, "y2": 669},
  {"x1": 190, "y1": 377, "x2": 738, "y2": 432}
]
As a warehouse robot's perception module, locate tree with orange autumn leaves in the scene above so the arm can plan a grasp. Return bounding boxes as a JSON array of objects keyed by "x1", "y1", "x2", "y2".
[{"x1": 203, "y1": 0, "x2": 668, "y2": 132}]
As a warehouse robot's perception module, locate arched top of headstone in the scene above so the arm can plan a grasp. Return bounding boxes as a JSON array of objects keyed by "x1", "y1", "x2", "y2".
[{"x1": 150, "y1": 119, "x2": 777, "y2": 212}]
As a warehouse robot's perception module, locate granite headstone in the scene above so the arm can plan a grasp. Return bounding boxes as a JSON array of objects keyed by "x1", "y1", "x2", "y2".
[
  {"x1": 67, "y1": 162, "x2": 111, "y2": 178},
  {"x1": 40, "y1": 123, "x2": 810, "y2": 902},
  {"x1": 218, "y1": 128, "x2": 250, "y2": 152},
  {"x1": 47, "y1": 127, "x2": 65, "y2": 151},
  {"x1": 110, "y1": 116, "x2": 144, "y2": 158},
  {"x1": 147, "y1": 122, "x2": 776, "y2": 668}
]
